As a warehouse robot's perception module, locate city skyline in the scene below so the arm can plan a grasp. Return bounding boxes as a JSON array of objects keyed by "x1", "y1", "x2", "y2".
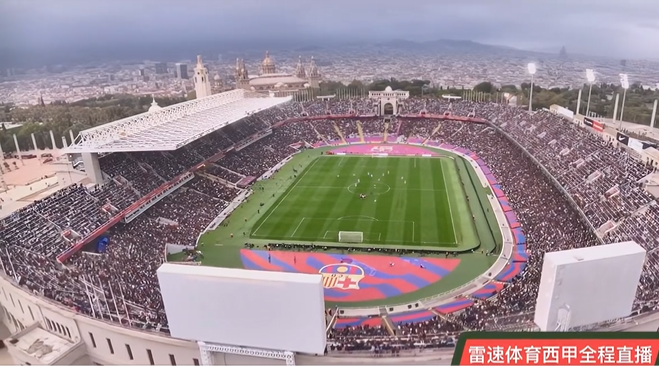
[{"x1": 1, "y1": 0, "x2": 659, "y2": 65}]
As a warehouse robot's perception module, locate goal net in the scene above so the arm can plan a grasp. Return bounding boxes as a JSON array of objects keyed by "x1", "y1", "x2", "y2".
[{"x1": 338, "y1": 231, "x2": 363, "y2": 243}]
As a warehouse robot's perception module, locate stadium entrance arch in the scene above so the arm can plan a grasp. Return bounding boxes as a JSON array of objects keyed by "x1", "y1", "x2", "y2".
[{"x1": 369, "y1": 86, "x2": 409, "y2": 116}]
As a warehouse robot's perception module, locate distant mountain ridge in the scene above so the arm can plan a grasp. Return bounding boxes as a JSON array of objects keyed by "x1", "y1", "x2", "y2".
[{"x1": 374, "y1": 38, "x2": 520, "y2": 53}]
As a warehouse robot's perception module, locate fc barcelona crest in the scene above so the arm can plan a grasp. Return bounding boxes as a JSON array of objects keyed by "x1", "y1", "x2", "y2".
[{"x1": 319, "y1": 263, "x2": 365, "y2": 290}]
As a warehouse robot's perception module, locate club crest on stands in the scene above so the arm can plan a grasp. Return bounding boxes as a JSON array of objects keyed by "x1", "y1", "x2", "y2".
[{"x1": 318, "y1": 263, "x2": 365, "y2": 290}]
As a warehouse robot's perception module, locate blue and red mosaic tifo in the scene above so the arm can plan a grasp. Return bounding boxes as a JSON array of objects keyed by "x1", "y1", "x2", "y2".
[{"x1": 240, "y1": 249, "x2": 460, "y2": 302}]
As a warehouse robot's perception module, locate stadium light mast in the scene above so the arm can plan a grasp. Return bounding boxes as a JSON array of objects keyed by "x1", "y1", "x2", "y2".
[
  {"x1": 619, "y1": 73, "x2": 630, "y2": 128},
  {"x1": 527, "y1": 63, "x2": 537, "y2": 113},
  {"x1": 585, "y1": 69, "x2": 596, "y2": 117}
]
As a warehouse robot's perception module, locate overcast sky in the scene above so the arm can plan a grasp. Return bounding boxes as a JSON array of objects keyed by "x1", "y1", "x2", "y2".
[{"x1": 1, "y1": 0, "x2": 659, "y2": 59}]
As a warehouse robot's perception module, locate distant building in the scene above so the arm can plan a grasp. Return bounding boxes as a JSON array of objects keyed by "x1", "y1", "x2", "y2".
[
  {"x1": 212, "y1": 73, "x2": 224, "y2": 93},
  {"x1": 235, "y1": 51, "x2": 321, "y2": 97},
  {"x1": 138, "y1": 68, "x2": 146, "y2": 77},
  {"x1": 155, "y1": 62, "x2": 168, "y2": 75},
  {"x1": 193, "y1": 55, "x2": 212, "y2": 99},
  {"x1": 559, "y1": 46, "x2": 568, "y2": 58},
  {"x1": 175, "y1": 63, "x2": 188, "y2": 80}
]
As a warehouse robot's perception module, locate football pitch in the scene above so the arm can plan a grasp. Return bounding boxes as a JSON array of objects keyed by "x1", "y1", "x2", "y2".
[{"x1": 251, "y1": 155, "x2": 479, "y2": 251}]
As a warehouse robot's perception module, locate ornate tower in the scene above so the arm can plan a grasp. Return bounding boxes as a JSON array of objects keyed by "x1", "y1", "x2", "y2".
[
  {"x1": 193, "y1": 55, "x2": 212, "y2": 99},
  {"x1": 294, "y1": 56, "x2": 307, "y2": 79},
  {"x1": 260, "y1": 51, "x2": 276, "y2": 75},
  {"x1": 235, "y1": 58, "x2": 250, "y2": 90},
  {"x1": 308, "y1": 56, "x2": 321, "y2": 89}
]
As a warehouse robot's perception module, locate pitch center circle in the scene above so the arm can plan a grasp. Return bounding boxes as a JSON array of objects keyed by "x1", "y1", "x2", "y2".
[{"x1": 347, "y1": 182, "x2": 391, "y2": 196}]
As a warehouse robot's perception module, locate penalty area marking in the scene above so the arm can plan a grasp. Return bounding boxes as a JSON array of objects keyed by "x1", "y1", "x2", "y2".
[
  {"x1": 337, "y1": 216, "x2": 378, "y2": 221},
  {"x1": 252, "y1": 158, "x2": 319, "y2": 236},
  {"x1": 291, "y1": 217, "x2": 306, "y2": 237}
]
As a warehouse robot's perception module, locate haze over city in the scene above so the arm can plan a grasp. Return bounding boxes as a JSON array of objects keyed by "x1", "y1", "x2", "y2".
[{"x1": 2, "y1": 0, "x2": 659, "y2": 66}]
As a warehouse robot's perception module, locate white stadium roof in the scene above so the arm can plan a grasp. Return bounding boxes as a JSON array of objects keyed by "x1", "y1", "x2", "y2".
[{"x1": 65, "y1": 90, "x2": 291, "y2": 153}]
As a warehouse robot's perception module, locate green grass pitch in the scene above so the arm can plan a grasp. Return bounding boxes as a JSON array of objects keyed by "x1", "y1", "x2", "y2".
[{"x1": 250, "y1": 155, "x2": 479, "y2": 251}]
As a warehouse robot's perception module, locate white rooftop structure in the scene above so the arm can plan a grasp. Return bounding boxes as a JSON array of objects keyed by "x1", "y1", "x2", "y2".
[
  {"x1": 6, "y1": 323, "x2": 86, "y2": 365},
  {"x1": 65, "y1": 89, "x2": 291, "y2": 153}
]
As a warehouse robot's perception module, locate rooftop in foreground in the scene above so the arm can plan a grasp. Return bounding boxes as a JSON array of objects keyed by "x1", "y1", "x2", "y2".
[
  {"x1": 6, "y1": 323, "x2": 84, "y2": 365},
  {"x1": 65, "y1": 89, "x2": 292, "y2": 154}
]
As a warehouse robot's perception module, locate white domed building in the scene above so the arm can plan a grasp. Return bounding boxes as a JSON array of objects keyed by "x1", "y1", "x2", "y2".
[
  {"x1": 235, "y1": 52, "x2": 321, "y2": 97},
  {"x1": 147, "y1": 96, "x2": 162, "y2": 113}
]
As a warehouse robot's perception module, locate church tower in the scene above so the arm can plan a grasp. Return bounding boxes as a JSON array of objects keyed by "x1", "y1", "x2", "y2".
[
  {"x1": 235, "y1": 58, "x2": 250, "y2": 90},
  {"x1": 193, "y1": 55, "x2": 212, "y2": 99},
  {"x1": 308, "y1": 56, "x2": 321, "y2": 89},
  {"x1": 295, "y1": 56, "x2": 307, "y2": 79}
]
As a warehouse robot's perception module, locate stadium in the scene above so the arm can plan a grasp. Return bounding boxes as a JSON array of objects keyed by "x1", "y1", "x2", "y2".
[{"x1": 1, "y1": 82, "x2": 659, "y2": 365}]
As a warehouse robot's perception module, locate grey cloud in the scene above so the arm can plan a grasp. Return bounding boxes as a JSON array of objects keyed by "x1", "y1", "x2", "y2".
[{"x1": 1, "y1": 0, "x2": 658, "y2": 59}]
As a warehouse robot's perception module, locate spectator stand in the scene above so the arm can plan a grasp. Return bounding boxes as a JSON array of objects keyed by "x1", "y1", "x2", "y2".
[
  {"x1": 487, "y1": 121, "x2": 605, "y2": 246},
  {"x1": 5, "y1": 97, "x2": 659, "y2": 350}
]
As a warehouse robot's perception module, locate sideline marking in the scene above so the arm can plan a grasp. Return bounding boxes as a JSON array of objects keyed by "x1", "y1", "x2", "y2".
[
  {"x1": 252, "y1": 158, "x2": 319, "y2": 236},
  {"x1": 291, "y1": 217, "x2": 306, "y2": 237},
  {"x1": 440, "y1": 159, "x2": 458, "y2": 243}
]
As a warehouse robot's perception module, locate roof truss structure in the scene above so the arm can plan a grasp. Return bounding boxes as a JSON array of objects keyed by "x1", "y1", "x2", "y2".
[{"x1": 65, "y1": 90, "x2": 291, "y2": 153}]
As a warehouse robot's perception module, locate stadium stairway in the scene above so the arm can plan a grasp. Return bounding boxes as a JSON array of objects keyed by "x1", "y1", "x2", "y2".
[
  {"x1": 431, "y1": 309, "x2": 473, "y2": 331},
  {"x1": 356, "y1": 121, "x2": 365, "y2": 143},
  {"x1": 382, "y1": 315, "x2": 396, "y2": 336},
  {"x1": 199, "y1": 171, "x2": 235, "y2": 188},
  {"x1": 310, "y1": 121, "x2": 330, "y2": 145},
  {"x1": 394, "y1": 118, "x2": 403, "y2": 136},
  {"x1": 423, "y1": 122, "x2": 442, "y2": 145},
  {"x1": 138, "y1": 161, "x2": 167, "y2": 185},
  {"x1": 115, "y1": 175, "x2": 142, "y2": 197},
  {"x1": 332, "y1": 121, "x2": 348, "y2": 145},
  {"x1": 382, "y1": 120, "x2": 389, "y2": 142}
]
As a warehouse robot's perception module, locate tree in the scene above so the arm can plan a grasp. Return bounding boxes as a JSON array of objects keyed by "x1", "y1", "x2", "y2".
[{"x1": 474, "y1": 82, "x2": 495, "y2": 94}]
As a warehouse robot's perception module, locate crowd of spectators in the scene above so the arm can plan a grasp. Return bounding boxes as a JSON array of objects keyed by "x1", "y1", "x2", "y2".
[{"x1": 1, "y1": 98, "x2": 659, "y2": 353}]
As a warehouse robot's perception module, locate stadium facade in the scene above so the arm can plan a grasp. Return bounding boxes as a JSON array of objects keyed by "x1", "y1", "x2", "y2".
[{"x1": 2, "y1": 86, "x2": 659, "y2": 365}]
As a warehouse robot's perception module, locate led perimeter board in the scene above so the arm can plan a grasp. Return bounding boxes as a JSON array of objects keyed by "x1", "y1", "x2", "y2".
[
  {"x1": 534, "y1": 241, "x2": 646, "y2": 331},
  {"x1": 157, "y1": 263, "x2": 327, "y2": 354}
]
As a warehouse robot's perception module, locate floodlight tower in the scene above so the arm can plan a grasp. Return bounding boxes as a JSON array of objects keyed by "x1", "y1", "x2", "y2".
[
  {"x1": 619, "y1": 73, "x2": 630, "y2": 128},
  {"x1": 528, "y1": 63, "x2": 537, "y2": 113},
  {"x1": 585, "y1": 69, "x2": 596, "y2": 117}
]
